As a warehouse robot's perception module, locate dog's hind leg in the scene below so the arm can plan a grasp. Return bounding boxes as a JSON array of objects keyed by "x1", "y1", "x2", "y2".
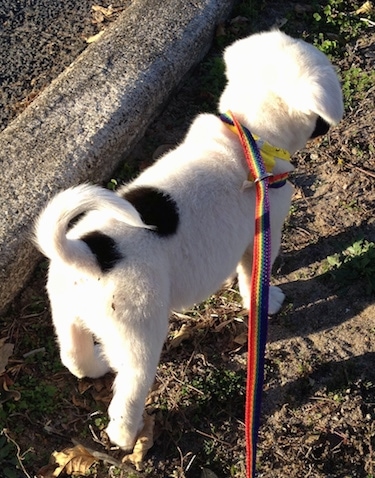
[
  {"x1": 102, "y1": 305, "x2": 169, "y2": 450},
  {"x1": 54, "y1": 317, "x2": 111, "y2": 379}
]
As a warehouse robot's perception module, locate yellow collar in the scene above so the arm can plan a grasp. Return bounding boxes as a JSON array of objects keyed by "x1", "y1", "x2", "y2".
[
  {"x1": 220, "y1": 112, "x2": 290, "y2": 188},
  {"x1": 251, "y1": 134, "x2": 291, "y2": 171},
  {"x1": 223, "y1": 115, "x2": 290, "y2": 176},
  {"x1": 223, "y1": 119, "x2": 291, "y2": 173}
]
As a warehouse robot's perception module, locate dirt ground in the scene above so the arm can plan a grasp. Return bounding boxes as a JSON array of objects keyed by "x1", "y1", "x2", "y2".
[{"x1": 1, "y1": 1, "x2": 374, "y2": 477}]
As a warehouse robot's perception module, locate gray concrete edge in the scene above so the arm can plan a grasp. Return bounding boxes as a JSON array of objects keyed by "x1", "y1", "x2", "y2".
[{"x1": 0, "y1": 0, "x2": 235, "y2": 314}]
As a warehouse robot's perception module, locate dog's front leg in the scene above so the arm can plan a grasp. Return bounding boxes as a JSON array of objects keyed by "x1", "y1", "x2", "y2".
[
  {"x1": 237, "y1": 188, "x2": 293, "y2": 315},
  {"x1": 237, "y1": 242, "x2": 285, "y2": 315},
  {"x1": 105, "y1": 371, "x2": 150, "y2": 450},
  {"x1": 237, "y1": 246, "x2": 256, "y2": 311},
  {"x1": 237, "y1": 248, "x2": 285, "y2": 315}
]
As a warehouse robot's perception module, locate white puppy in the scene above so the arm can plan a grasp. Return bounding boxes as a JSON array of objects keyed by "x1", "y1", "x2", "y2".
[{"x1": 34, "y1": 30, "x2": 343, "y2": 450}]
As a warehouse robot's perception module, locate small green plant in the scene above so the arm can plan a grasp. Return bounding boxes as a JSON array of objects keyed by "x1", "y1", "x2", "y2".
[
  {"x1": 107, "y1": 178, "x2": 118, "y2": 190},
  {"x1": 187, "y1": 368, "x2": 246, "y2": 407},
  {"x1": 341, "y1": 67, "x2": 375, "y2": 109},
  {"x1": 5, "y1": 377, "x2": 59, "y2": 419},
  {"x1": 324, "y1": 239, "x2": 375, "y2": 293},
  {"x1": 27, "y1": 295, "x2": 46, "y2": 314},
  {"x1": 0, "y1": 431, "x2": 33, "y2": 478},
  {"x1": 311, "y1": 0, "x2": 370, "y2": 56},
  {"x1": 93, "y1": 413, "x2": 109, "y2": 431},
  {"x1": 0, "y1": 433, "x2": 19, "y2": 478}
]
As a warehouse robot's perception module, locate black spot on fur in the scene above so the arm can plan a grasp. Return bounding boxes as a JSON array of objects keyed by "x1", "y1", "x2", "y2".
[
  {"x1": 122, "y1": 186, "x2": 179, "y2": 236},
  {"x1": 310, "y1": 116, "x2": 330, "y2": 138},
  {"x1": 80, "y1": 231, "x2": 123, "y2": 272}
]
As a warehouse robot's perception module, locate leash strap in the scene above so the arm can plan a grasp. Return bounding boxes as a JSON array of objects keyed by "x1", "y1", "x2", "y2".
[
  {"x1": 220, "y1": 113, "x2": 289, "y2": 189},
  {"x1": 220, "y1": 111, "x2": 272, "y2": 477}
]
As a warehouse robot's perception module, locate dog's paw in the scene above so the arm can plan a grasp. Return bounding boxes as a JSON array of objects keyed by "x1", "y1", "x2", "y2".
[
  {"x1": 268, "y1": 286, "x2": 285, "y2": 315},
  {"x1": 105, "y1": 420, "x2": 140, "y2": 451}
]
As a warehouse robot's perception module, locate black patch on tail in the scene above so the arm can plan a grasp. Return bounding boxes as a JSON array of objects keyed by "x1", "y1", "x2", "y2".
[
  {"x1": 122, "y1": 186, "x2": 179, "y2": 236},
  {"x1": 310, "y1": 116, "x2": 330, "y2": 138},
  {"x1": 80, "y1": 231, "x2": 123, "y2": 272}
]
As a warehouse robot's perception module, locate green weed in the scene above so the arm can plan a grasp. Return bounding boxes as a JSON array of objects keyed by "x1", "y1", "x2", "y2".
[
  {"x1": 311, "y1": 0, "x2": 371, "y2": 56},
  {"x1": 187, "y1": 368, "x2": 246, "y2": 407},
  {"x1": 92, "y1": 413, "x2": 109, "y2": 431},
  {"x1": 26, "y1": 295, "x2": 46, "y2": 314},
  {"x1": 323, "y1": 239, "x2": 375, "y2": 293},
  {"x1": 6, "y1": 378, "x2": 58, "y2": 419},
  {"x1": 0, "y1": 434, "x2": 20, "y2": 478},
  {"x1": 0, "y1": 431, "x2": 33, "y2": 478},
  {"x1": 107, "y1": 178, "x2": 119, "y2": 191},
  {"x1": 341, "y1": 67, "x2": 375, "y2": 109}
]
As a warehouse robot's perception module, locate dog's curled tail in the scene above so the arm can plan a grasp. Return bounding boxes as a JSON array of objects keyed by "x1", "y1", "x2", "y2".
[{"x1": 34, "y1": 184, "x2": 150, "y2": 267}]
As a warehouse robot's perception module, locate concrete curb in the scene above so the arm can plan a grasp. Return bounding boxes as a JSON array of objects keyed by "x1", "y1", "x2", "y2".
[{"x1": 0, "y1": 0, "x2": 235, "y2": 314}]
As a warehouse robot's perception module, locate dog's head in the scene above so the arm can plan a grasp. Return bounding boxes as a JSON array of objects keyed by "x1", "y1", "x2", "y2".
[{"x1": 219, "y1": 30, "x2": 344, "y2": 154}]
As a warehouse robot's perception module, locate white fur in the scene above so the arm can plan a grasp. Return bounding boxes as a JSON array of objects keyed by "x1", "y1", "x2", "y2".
[{"x1": 34, "y1": 30, "x2": 343, "y2": 450}]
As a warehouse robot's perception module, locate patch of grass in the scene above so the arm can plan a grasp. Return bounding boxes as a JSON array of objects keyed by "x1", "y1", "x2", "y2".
[
  {"x1": 189, "y1": 368, "x2": 246, "y2": 405},
  {"x1": 92, "y1": 413, "x2": 109, "y2": 432},
  {"x1": 323, "y1": 238, "x2": 375, "y2": 293},
  {"x1": 167, "y1": 366, "x2": 246, "y2": 425},
  {"x1": 341, "y1": 67, "x2": 375, "y2": 109},
  {"x1": 25, "y1": 295, "x2": 46, "y2": 315},
  {"x1": 5, "y1": 376, "x2": 59, "y2": 420},
  {"x1": 309, "y1": 0, "x2": 371, "y2": 56},
  {"x1": 0, "y1": 430, "x2": 34, "y2": 478},
  {"x1": 0, "y1": 433, "x2": 20, "y2": 478}
]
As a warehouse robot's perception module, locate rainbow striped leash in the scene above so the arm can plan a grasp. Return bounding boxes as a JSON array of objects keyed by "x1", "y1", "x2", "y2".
[{"x1": 220, "y1": 111, "x2": 289, "y2": 477}]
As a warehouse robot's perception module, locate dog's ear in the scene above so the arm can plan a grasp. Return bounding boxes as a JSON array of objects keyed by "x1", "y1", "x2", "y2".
[
  {"x1": 310, "y1": 115, "x2": 330, "y2": 138},
  {"x1": 274, "y1": 37, "x2": 344, "y2": 126},
  {"x1": 297, "y1": 67, "x2": 344, "y2": 126},
  {"x1": 266, "y1": 57, "x2": 344, "y2": 127}
]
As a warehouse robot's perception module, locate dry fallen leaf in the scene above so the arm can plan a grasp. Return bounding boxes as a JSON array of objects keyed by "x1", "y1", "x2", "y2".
[
  {"x1": 37, "y1": 462, "x2": 59, "y2": 478},
  {"x1": 355, "y1": 1, "x2": 374, "y2": 14},
  {"x1": 86, "y1": 30, "x2": 104, "y2": 44},
  {"x1": 0, "y1": 337, "x2": 14, "y2": 375},
  {"x1": 77, "y1": 378, "x2": 93, "y2": 394},
  {"x1": 214, "y1": 317, "x2": 234, "y2": 332},
  {"x1": 233, "y1": 331, "x2": 248, "y2": 345},
  {"x1": 91, "y1": 386, "x2": 112, "y2": 406},
  {"x1": 122, "y1": 413, "x2": 155, "y2": 470},
  {"x1": 0, "y1": 374, "x2": 20, "y2": 404},
  {"x1": 92, "y1": 5, "x2": 114, "y2": 17},
  {"x1": 71, "y1": 393, "x2": 91, "y2": 411},
  {"x1": 91, "y1": 375, "x2": 114, "y2": 405},
  {"x1": 50, "y1": 444, "x2": 97, "y2": 476},
  {"x1": 169, "y1": 323, "x2": 193, "y2": 348},
  {"x1": 215, "y1": 23, "x2": 226, "y2": 37}
]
